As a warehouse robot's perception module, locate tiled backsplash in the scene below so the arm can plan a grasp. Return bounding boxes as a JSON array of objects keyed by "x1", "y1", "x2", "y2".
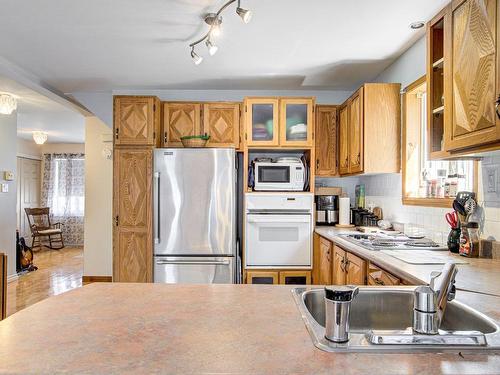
[{"x1": 316, "y1": 154, "x2": 500, "y2": 244}]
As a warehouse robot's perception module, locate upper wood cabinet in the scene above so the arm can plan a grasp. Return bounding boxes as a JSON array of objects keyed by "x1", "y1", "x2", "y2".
[
  {"x1": 113, "y1": 148, "x2": 153, "y2": 283},
  {"x1": 426, "y1": 1, "x2": 500, "y2": 156},
  {"x1": 163, "y1": 102, "x2": 240, "y2": 148},
  {"x1": 163, "y1": 102, "x2": 202, "y2": 147},
  {"x1": 244, "y1": 97, "x2": 315, "y2": 147},
  {"x1": 202, "y1": 102, "x2": 240, "y2": 147},
  {"x1": 338, "y1": 106, "x2": 349, "y2": 175},
  {"x1": 338, "y1": 83, "x2": 401, "y2": 176},
  {"x1": 279, "y1": 98, "x2": 314, "y2": 147},
  {"x1": 315, "y1": 105, "x2": 338, "y2": 176},
  {"x1": 446, "y1": 0, "x2": 500, "y2": 151},
  {"x1": 114, "y1": 96, "x2": 160, "y2": 147}
]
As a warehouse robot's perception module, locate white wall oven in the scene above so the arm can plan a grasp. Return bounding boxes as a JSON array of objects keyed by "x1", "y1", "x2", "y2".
[{"x1": 245, "y1": 193, "x2": 313, "y2": 268}]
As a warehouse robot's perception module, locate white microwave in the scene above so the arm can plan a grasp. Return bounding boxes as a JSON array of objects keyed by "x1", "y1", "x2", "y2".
[{"x1": 253, "y1": 158, "x2": 305, "y2": 191}]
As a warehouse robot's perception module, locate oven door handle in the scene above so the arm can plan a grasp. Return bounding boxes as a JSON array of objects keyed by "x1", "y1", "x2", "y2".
[
  {"x1": 155, "y1": 259, "x2": 231, "y2": 266},
  {"x1": 247, "y1": 216, "x2": 310, "y2": 223}
]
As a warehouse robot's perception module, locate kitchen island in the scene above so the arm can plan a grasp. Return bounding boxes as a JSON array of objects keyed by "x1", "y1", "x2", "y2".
[{"x1": 1, "y1": 283, "x2": 500, "y2": 374}]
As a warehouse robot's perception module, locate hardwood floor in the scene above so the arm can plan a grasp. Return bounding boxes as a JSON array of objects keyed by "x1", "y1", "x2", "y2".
[{"x1": 6, "y1": 247, "x2": 83, "y2": 317}]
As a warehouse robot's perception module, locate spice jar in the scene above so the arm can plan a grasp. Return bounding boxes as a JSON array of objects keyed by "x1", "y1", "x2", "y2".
[{"x1": 459, "y1": 222, "x2": 480, "y2": 257}]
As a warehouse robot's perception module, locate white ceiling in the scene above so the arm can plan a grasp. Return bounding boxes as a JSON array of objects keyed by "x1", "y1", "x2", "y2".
[
  {"x1": 0, "y1": 0, "x2": 449, "y2": 93},
  {"x1": 0, "y1": 76, "x2": 85, "y2": 143}
]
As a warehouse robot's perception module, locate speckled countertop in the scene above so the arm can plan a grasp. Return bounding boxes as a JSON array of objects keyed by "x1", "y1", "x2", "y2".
[
  {"x1": 316, "y1": 227, "x2": 500, "y2": 297},
  {"x1": 0, "y1": 283, "x2": 500, "y2": 374}
]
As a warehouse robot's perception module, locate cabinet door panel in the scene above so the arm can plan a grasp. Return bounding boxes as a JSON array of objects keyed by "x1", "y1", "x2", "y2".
[
  {"x1": 332, "y1": 246, "x2": 346, "y2": 285},
  {"x1": 245, "y1": 98, "x2": 280, "y2": 146},
  {"x1": 114, "y1": 96, "x2": 156, "y2": 146},
  {"x1": 339, "y1": 106, "x2": 350, "y2": 175},
  {"x1": 114, "y1": 149, "x2": 153, "y2": 282},
  {"x1": 315, "y1": 106, "x2": 338, "y2": 176},
  {"x1": 280, "y1": 98, "x2": 314, "y2": 147},
  {"x1": 349, "y1": 91, "x2": 364, "y2": 174},
  {"x1": 279, "y1": 271, "x2": 311, "y2": 285},
  {"x1": 163, "y1": 102, "x2": 201, "y2": 146},
  {"x1": 346, "y1": 252, "x2": 366, "y2": 285},
  {"x1": 447, "y1": 0, "x2": 499, "y2": 150},
  {"x1": 203, "y1": 103, "x2": 240, "y2": 147},
  {"x1": 318, "y1": 237, "x2": 332, "y2": 285},
  {"x1": 367, "y1": 262, "x2": 400, "y2": 286},
  {"x1": 246, "y1": 271, "x2": 278, "y2": 284}
]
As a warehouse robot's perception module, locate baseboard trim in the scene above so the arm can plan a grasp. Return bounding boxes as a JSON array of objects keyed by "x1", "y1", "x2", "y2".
[
  {"x1": 82, "y1": 276, "x2": 112, "y2": 283},
  {"x1": 7, "y1": 273, "x2": 19, "y2": 283}
]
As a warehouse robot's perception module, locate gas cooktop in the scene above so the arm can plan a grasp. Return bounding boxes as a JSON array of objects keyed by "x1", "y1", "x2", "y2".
[{"x1": 338, "y1": 233, "x2": 448, "y2": 251}]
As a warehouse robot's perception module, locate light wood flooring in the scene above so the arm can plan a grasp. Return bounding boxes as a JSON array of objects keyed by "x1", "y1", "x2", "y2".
[{"x1": 7, "y1": 247, "x2": 83, "y2": 317}]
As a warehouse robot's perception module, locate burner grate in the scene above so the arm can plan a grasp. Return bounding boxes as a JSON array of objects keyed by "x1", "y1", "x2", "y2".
[
  {"x1": 371, "y1": 239, "x2": 399, "y2": 247},
  {"x1": 404, "y1": 240, "x2": 439, "y2": 248}
]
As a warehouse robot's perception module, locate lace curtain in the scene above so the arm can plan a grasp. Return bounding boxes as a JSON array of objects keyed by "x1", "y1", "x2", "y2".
[{"x1": 41, "y1": 153, "x2": 85, "y2": 246}]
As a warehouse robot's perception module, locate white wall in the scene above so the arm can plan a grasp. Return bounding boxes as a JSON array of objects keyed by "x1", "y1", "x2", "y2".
[
  {"x1": 0, "y1": 112, "x2": 18, "y2": 277},
  {"x1": 83, "y1": 117, "x2": 113, "y2": 277},
  {"x1": 17, "y1": 138, "x2": 42, "y2": 159}
]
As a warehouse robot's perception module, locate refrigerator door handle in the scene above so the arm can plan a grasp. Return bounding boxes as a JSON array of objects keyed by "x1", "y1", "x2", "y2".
[
  {"x1": 155, "y1": 259, "x2": 231, "y2": 266},
  {"x1": 154, "y1": 171, "x2": 160, "y2": 245}
]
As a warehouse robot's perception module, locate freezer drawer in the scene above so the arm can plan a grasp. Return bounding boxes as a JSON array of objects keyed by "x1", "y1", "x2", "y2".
[{"x1": 154, "y1": 256, "x2": 235, "y2": 284}]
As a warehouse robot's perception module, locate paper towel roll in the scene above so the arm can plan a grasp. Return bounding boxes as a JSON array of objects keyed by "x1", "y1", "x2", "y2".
[{"x1": 338, "y1": 197, "x2": 350, "y2": 225}]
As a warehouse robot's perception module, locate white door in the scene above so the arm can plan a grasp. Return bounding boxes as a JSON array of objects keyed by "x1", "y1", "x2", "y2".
[
  {"x1": 17, "y1": 157, "x2": 41, "y2": 240},
  {"x1": 245, "y1": 214, "x2": 311, "y2": 267}
]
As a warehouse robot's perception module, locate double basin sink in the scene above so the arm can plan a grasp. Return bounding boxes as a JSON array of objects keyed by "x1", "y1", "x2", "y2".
[{"x1": 293, "y1": 286, "x2": 500, "y2": 352}]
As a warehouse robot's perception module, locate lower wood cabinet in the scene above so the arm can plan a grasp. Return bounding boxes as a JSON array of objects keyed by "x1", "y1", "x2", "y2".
[
  {"x1": 113, "y1": 148, "x2": 153, "y2": 283},
  {"x1": 367, "y1": 262, "x2": 400, "y2": 286},
  {"x1": 332, "y1": 245, "x2": 347, "y2": 285},
  {"x1": 246, "y1": 270, "x2": 311, "y2": 285},
  {"x1": 332, "y1": 245, "x2": 366, "y2": 285}
]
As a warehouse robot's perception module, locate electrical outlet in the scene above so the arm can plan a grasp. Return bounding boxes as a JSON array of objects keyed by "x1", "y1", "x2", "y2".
[
  {"x1": 486, "y1": 168, "x2": 498, "y2": 193},
  {"x1": 1, "y1": 183, "x2": 8, "y2": 193}
]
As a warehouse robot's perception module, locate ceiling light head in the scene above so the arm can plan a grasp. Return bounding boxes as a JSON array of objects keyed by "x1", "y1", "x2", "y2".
[
  {"x1": 0, "y1": 93, "x2": 17, "y2": 115},
  {"x1": 205, "y1": 38, "x2": 218, "y2": 56},
  {"x1": 33, "y1": 131, "x2": 48, "y2": 145},
  {"x1": 410, "y1": 21, "x2": 425, "y2": 30},
  {"x1": 190, "y1": 48, "x2": 203, "y2": 65},
  {"x1": 236, "y1": 7, "x2": 252, "y2": 23},
  {"x1": 204, "y1": 13, "x2": 223, "y2": 37}
]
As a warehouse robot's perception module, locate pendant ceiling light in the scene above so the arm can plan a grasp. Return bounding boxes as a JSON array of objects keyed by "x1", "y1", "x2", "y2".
[
  {"x1": 33, "y1": 131, "x2": 48, "y2": 145},
  {"x1": 189, "y1": 0, "x2": 252, "y2": 65},
  {"x1": 0, "y1": 93, "x2": 17, "y2": 115}
]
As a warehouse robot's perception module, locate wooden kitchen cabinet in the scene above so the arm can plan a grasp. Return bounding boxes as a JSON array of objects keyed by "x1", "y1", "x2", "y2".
[
  {"x1": 315, "y1": 105, "x2": 338, "y2": 176},
  {"x1": 202, "y1": 102, "x2": 240, "y2": 147},
  {"x1": 367, "y1": 262, "x2": 400, "y2": 286},
  {"x1": 113, "y1": 148, "x2": 153, "y2": 283},
  {"x1": 445, "y1": 0, "x2": 500, "y2": 152},
  {"x1": 318, "y1": 237, "x2": 332, "y2": 285},
  {"x1": 279, "y1": 271, "x2": 311, "y2": 285},
  {"x1": 114, "y1": 96, "x2": 160, "y2": 147},
  {"x1": 338, "y1": 105, "x2": 349, "y2": 175},
  {"x1": 244, "y1": 97, "x2": 280, "y2": 146},
  {"x1": 162, "y1": 102, "x2": 202, "y2": 147},
  {"x1": 338, "y1": 83, "x2": 400, "y2": 175},
  {"x1": 345, "y1": 252, "x2": 366, "y2": 285},
  {"x1": 279, "y1": 98, "x2": 314, "y2": 147},
  {"x1": 332, "y1": 245, "x2": 346, "y2": 285},
  {"x1": 246, "y1": 271, "x2": 279, "y2": 284}
]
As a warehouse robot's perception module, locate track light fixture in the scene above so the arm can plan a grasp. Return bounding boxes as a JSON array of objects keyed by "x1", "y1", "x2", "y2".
[{"x1": 189, "y1": 0, "x2": 252, "y2": 65}]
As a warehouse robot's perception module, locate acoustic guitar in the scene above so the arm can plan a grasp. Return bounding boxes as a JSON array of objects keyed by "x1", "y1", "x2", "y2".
[{"x1": 16, "y1": 230, "x2": 35, "y2": 270}]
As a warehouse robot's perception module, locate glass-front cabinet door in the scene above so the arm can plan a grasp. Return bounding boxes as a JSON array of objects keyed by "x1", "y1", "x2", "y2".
[
  {"x1": 245, "y1": 98, "x2": 279, "y2": 146},
  {"x1": 279, "y1": 98, "x2": 314, "y2": 147}
]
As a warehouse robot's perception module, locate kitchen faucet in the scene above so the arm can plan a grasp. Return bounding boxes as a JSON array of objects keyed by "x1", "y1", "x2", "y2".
[{"x1": 413, "y1": 263, "x2": 458, "y2": 334}]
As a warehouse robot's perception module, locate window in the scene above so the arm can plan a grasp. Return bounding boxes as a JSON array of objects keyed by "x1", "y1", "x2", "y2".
[{"x1": 402, "y1": 77, "x2": 476, "y2": 207}]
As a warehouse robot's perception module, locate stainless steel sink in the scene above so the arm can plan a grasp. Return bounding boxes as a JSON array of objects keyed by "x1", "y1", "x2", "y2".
[{"x1": 292, "y1": 287, "x2": 500, "y2": 352}]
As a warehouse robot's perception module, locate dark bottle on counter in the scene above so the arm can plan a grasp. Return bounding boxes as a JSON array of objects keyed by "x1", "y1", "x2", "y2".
[{"x1": 447, "y1": 227, "x2": 461, "y2": 254}]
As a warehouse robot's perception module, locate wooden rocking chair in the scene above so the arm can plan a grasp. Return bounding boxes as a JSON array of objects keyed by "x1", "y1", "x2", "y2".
[{"x1": 24, "y1": 207, "x2": 65, "y2": 251}]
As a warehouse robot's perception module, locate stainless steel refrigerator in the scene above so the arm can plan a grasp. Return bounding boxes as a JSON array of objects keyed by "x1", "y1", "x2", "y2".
[{"x1": 153, "y1": 148, "x2": 236, "y2": 283}]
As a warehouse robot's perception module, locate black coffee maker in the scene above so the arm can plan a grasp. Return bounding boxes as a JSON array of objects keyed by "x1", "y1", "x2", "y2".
[{"x1": 315, "y1": 195, "x2": 339, "y2": 225}]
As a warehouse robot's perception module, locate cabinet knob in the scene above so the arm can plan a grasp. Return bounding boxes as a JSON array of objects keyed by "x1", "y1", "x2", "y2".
[
  {"x1": 356, "y1": 152, "x2": 360, "y2": 165},
  {"x1": 316, "y1": 159, "x2": 320, "y2": 169},
  {"x1": 164, "y1": 132, "x2": 167, "y2": 144},
  {"x1": 115, "y1": 128, "x2": 119, "y2": 140},
  {"x1": 374, "y1": 277, "x2": 385, "y2": 286}
]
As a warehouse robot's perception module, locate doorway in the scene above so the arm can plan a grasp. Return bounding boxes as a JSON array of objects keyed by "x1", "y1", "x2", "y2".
[{"x1": 16, "y1": 157, "x2": 41, "y2": 241}]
